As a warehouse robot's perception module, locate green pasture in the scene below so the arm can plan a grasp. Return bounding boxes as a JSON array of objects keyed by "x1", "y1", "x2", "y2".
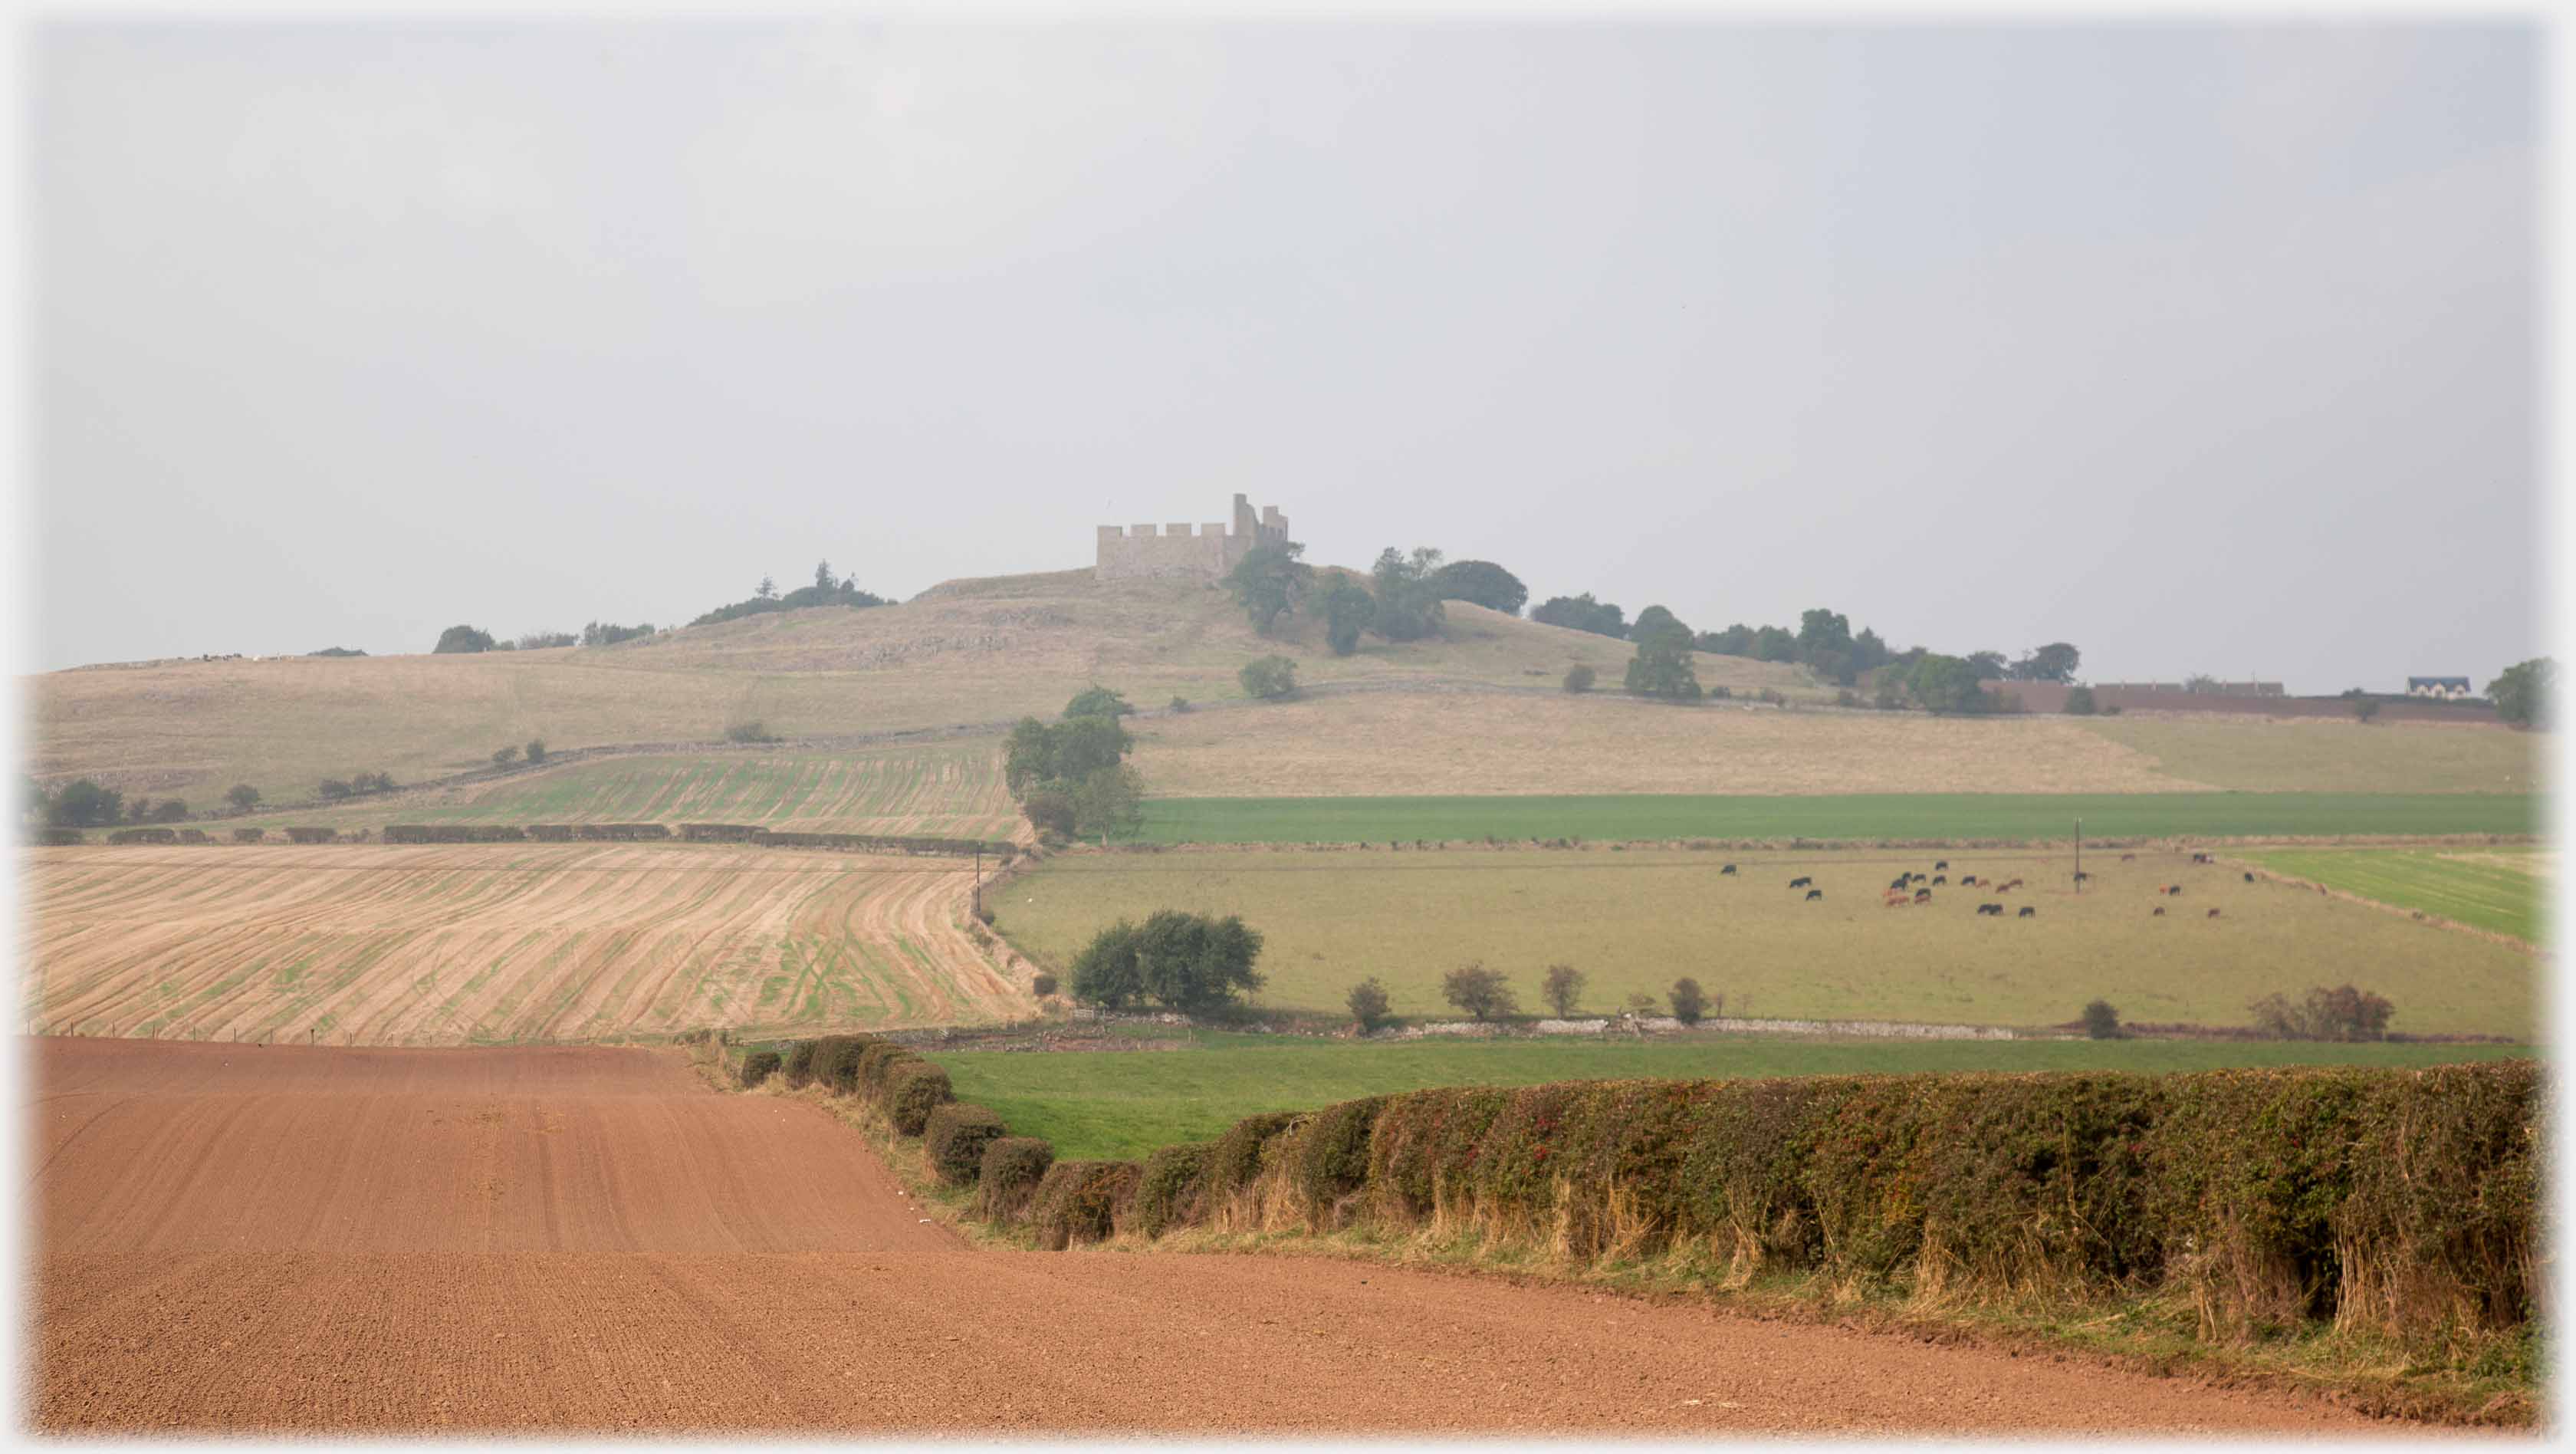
[
  {"x1": 1132, "y1": 791, "x2": 2541, "y2": 846},
  {"x1": 922, "y1": 1033, "x2": 2537, "y2": 1160},
  {"x1": 2241, "y1": 846, "x2": 2550, "y2": 943},
  {"x1": 993, "y1": 847, "x2": 2538, "y2": 1038}
]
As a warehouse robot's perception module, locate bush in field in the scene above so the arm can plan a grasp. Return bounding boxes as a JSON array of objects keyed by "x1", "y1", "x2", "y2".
[
  {"x1": 2082, "y1": 999, "x2": 2123, "y2": 1040},
  {"x1": 1562, "y1": 664, "x2": 1595, "y2": 693},
  {"x1": 2249, "y1": 985, "x2": 2397, "y2": 1042},
  {"x1": 1030, "y1": 972, "x2": 1059, "y2": 998},
  {"x1": 812, "y1": 1035, "x2": 870, "y2": 1094},
  {"x1": 1168, "y1": 696, "x2": 1190, "y2": 712},
  {"x1": 1239, "y1": 655, "x2": 1297, "y2": 700},
  {"x1": 1346, "y1": 977, "x2": 1392, "y2": 1035},
  {"x1": 738, "y1": 1050, "x2": 783, "y2": 1088},
  {"x1": 493, "y1": 745, "x2": 521, "y2": 768},
  {"x1": 225, "y1": 784, "x2": 261, "y2": 811},
  {"x1": 524, "y1": 739, "x2": 547, "y2": 765},
  {"x1": 1669, "y1": 977, "x2": 1709, "y2": 1025},
  {"x1": 317, "y1": 778, "x2": 353, "y2": 801},
  {"x1": 1130, "y1": 1142, "x2": 1214, "y2": 1239},
  {"x1": 150, "y1": 799, "x2": 189, "y2": 823},
  {"x1": 1029, "y1": 1160, "x2": 1142, "y2": 1250},
  {"x1": 725, "y1": 720, "x2": 778, "y2": 745},
  {"x1": 1063, "y1": 686, "x2": 1135, "y2": 719},
  {"x1": 1540, "y1": 963, "x2": 1586, "y2": 1018},
  {"x1": 886, "y1": 1061, "x2": 955, "y2": 1135},
  {"x1": 780, "y1": 1039, "x2": 821, "y2": 1088},
  {"x1": 976, "y1": 1137, "x2": 1056, "y2": 1222},
  {"x1": 925, "y1": 1104, "x2": 1009, "y2": 1186},
  {"x1": 1441, "y1": 962, "x2": 1518, "y2": 1021},
  {"x1": 48, "y1": 779, "x2": 122, "y2": 827},
  {"x1": 433, "y1": 624, "x2": 495, "y2": 654}
]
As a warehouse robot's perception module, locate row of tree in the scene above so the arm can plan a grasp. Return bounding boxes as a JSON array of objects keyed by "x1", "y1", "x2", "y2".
[
  {"x1": 435, "y1": 621, "x2": 659, "y2": 653},
  {"x1": 1224, "y1": 544, "x2": 1535, "y2": 656},
  {"x1": 1420, "y1": 962, "x2": 1718, "y2": 1027}
]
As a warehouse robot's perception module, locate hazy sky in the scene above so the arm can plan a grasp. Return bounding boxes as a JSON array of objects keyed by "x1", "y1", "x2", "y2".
[{"x1": 31, "y1": 20, "x2": 2540, "y2": 690}]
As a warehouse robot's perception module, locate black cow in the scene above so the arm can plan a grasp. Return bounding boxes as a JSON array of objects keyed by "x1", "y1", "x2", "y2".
[
  {"x1": 1932, "y1": 874, "x2": 1947, "y2": 885},
  {"x1": 2018, "y1": 906, "x2": 2036, "y2": 919},
  {"x1": 1889, "y1": 876, "x2": 1909, "y2": 890},
  {"x1": 2190, "y1": 852, "x2": 2212, "y2": 864},
  {"x1": 2072, "y1": 871, "x2": 2091, "y2": 883},
  {"x1": 2166, "y1": 885, "x2": 2183, "y2": 896},
  {"x1": 1934, "y1": 860, "x2": 1949, "y2": 870},
  {"x1": 1805, "y1": 888, "x2": 1824, "y2": 902},
  {"x1": 1977, "y1": 903, "x2": 2004, "y2": 916},
  {"x1": 2242, "y1": 871, "x2": 2255, "y2": 883},
  {"x1": 1913, "y1": 887, "x2": 1931, "y2": 903},
  {"x1": 2153, "y1": 906, "x2": 2166, "y2": 916},
  {"x1": 1720, "y1": 864, "x2": 1737, "y2": 876},
  {"x1": 1789, "y1": 876, "x2": 1812, "y2": 889}
]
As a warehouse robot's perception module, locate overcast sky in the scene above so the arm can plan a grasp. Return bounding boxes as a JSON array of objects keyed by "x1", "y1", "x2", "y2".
[{"x1": 29, "y1": 20, "x2": 2540, "y2": 690}]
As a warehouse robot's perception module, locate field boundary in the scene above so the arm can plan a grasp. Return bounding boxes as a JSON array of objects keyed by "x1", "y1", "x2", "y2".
[{"x1": 2223, "y1": 855, "x2": 2542, "y2": 955}]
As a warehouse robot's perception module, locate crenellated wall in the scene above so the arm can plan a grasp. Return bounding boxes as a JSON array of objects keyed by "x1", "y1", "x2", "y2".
[{"x1": 1096, "y1": 494, "x2": 1293, "y2": 581}]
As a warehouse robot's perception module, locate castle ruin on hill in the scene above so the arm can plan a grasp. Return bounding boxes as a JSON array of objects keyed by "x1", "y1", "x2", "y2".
[{"x1": 1095, "y1": 494, "x2": 1290, "y2": 583}]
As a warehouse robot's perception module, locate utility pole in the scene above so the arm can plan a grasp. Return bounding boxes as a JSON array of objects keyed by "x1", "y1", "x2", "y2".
[{"x1": 2075, "y1": 817, "x2": 2082, "y2": 893}]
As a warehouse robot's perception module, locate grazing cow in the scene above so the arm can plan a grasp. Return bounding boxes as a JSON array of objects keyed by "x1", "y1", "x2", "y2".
[
  {"x1": 2072, "y1": 871, "x2": 2090, "y2": 883},
  {"x1": 2167, "y1": 885, "x2": 2183, "y2": 896},
  {"x1": 2018, "y1": 906, "x2": 2036, "y2": 919},
  {"x1": 2003, "y1": 878, "x2": 2024, "y2": 890},
  {"x1": 1789, "y1": 876, "x2": 1812, "y2": 890},
  {"x1": 1914, "y1": 887, "x2": 1932, "y2": 903},
  {"x1": 2120, "y1": 853, "x2": 2137, "y2": 862},
  {"x1": 1977, "y1": 903, "x2": 2004, "y2": 916},
  {"x1": 1889, "y1": 876, "x2": 1910, "y2": 891},
  {"x1": 2191, "y1": 852, "x2": 2212, "y2": 864},
  {"x1": 1721, "y1": 864, "x2": 1737, "y2": 876},
  {"x1": 2242, "y1": 871, "x2": 2255, "y2": 883},
  {"x1": 1805, "y1": 889, "x2": 1824, "y2": 902},
  {"x1": 2207, "y1": 908, "x2": 2222, "y2": 919},
  {"x1": 1932, "y1": 874, "x2": 1947, "y2": 885},
  {"x1": 2152, "y1": 906, "x2": 2166, "y2": 916},
  {"x1": 1934, "y1": 860, "x2": 1949, "y2": 871}
]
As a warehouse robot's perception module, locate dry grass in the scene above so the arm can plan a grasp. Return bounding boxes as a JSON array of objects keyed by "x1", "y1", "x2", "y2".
[
  {"x1": 2078, "y1": 716, "x2": 2545, "y2": 794},
  {"x1": 1132, "y1": 693, "x2": 2213, "y2": 797},
  {"x1": 21, "y1": 841, "x2": 1037, "y2": 1044},
  {"x1": 27, "y1": 568, "x2": 1817, "y2": 801},
  {"x1": 993, "y1": 847, "x2": 2538, "y2": 1038}
]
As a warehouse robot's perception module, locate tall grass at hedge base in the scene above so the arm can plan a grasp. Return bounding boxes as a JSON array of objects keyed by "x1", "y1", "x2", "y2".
[
  {"x1": 1146, "y1": 1063, "x2": 2538, "y2": 1356},
  {"x1": 925, "y1": 1104, "x2": 1008, "y2": 1186},
  {"x1": 1030, "y1": 1160, "x2": 1143, "y2": 1250},
  {"x1": 976, "y1": 1137, "x2": 1056, "y2": 1224}
]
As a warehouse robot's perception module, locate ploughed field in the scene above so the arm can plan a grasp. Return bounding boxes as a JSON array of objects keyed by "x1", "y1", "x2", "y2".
[
  {"x1": 21, "y1": 841, "x2": 1030, "y2": 1044},
  {"x1": 994, "y1": 847, "x2": 2538, "y2": 1038},
  {"x1": 27, "y1": 1038, "x2": 2377, "y2": 1434}
]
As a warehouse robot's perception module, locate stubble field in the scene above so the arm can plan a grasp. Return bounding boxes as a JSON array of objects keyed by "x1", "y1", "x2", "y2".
[
  {"x1": 993, "y1": 846, "x2": 2538, "y2": 1038},
  {"x1": 21, "y1": 841, "x2": 1031, "y2": 1044}
]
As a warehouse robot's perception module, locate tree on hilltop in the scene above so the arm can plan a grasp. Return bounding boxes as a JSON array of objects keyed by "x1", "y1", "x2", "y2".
[
  {"x1": 1431, "y1": 559, "x2": 1529, "y2": 615},
  {"x1": 432, "y1": 624, "x2": 495, "y2": 654},
  {"x1": 1368, "y1": 547, "x2": 1449, "y2": 642},
  {"x1": 1223, "y1": 541, "x2": 1313, "y2": 636}
]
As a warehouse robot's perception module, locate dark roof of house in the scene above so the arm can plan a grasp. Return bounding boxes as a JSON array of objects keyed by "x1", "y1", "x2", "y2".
[{"x1": 2407, "y1": 676, "x2": 2472, "y2": 687}]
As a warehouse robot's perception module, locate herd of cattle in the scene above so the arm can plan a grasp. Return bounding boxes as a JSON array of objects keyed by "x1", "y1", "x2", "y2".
[{"x1": 1714, "y1": 852, "x2": 2252, "y2": 920}]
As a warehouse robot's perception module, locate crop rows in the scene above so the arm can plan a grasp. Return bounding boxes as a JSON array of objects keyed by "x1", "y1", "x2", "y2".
[{"x1": 21, "y1": 842, "x2": 1029, "y2": 1045}]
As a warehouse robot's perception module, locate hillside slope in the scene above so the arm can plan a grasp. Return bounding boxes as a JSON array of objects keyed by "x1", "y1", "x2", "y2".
[{"x1": 28, "y1": 567, "x2": 1816, "y2": 801}]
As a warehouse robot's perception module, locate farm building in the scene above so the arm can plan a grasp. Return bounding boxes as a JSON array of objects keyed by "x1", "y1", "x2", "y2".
[{"x1": 2407, "y1": 676, "x2": 2475, "y2": 699}]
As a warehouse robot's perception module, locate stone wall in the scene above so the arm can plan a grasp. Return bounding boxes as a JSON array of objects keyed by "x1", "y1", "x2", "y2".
[{"x1": 1096, "y1": 492, "x2": 1291, "y2": 582}]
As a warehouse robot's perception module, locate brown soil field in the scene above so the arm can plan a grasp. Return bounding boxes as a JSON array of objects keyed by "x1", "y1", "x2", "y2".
[
  {"x1": 28, "y1": 568, "x2": 1818, "y2": 802},
  {"x1": 20, "y1": 842, "x2": 1031, "y2": 1044},
  {"x1": 27, "y1": 1038, "x2": 2380, "y2": 1435},
  {"x1": 1132, "y1": 691, "x2": 2217, "y2": 796}
]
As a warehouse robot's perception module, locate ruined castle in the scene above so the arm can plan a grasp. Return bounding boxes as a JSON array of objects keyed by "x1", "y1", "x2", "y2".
[{"x1": 1094, "y1": 494, "x2": 1291, "y2": 583}]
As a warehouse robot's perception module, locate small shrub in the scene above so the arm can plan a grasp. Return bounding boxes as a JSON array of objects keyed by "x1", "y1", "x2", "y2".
[
  {"x1": 1031, "y1": 972, "x2": 1060, "y2": 998},
  {"x1": 1541, "y1": 963, "x2": 1586, "y2": 1017},
  {"x1": 1346, "y1": 976, "x2": 1392, "y2": 1034},
  {"x1": 1168, "y1": 696, "x2": 1191, "y2": 712},
  {"x1": 780, "y1": 1039, "x2": 820, "y2": 1088},
  {"x1": 1239, "y1": 654, "x2": 1298, "y2": 700},
  {"x1": 812, "y1": 1034, "x2": 870, "y2": 1094},
  {"x1": 1129, "y1": 1142, "x2": 1214, "y2": 1238},
  {"x1": 2082, "y1": 998, "x2": 2123, "y2": 1040},
  {"x1": 524, "y1": 738, "x2": 547, "y2": 764},
  {"x1": 925, "y1": 1103, "x2": 1009, "y2": 1186},
  {"x1": 975, "y1": 1136, "x2": 1056, "y2": 1223},
  {"x1": 886, "y1": 1061, "x2": 955, "y2": 1135},
  {"x1": 492, "y1": 745, "x2": 521, "y2": 768},
  {"x1": 738, "y1": 1050, "x2": 783, "y2": 1088},
  {"x1": 1669, "y1": 976, "x2": 1708, "y2": 1026},
  {"x1": 725, "y1": 720, "x2": 778, "y2": 744},
  {"x1": 1030, "y1": 1160, "x2": 1142, "y2": 1250},
  {"x1": 1562, "y1": 664, "x2": 1596, "y2": 693},
  {"x1": 1441, "y1": 962, "x2": 1518, "y2": 1021}
]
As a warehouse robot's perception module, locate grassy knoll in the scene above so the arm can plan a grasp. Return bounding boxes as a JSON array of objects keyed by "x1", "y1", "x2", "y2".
[
  {"x1": 993, "y1": 847, "x2": 2538, "y2": 1038},
  {"x1": 2078, "y1": 715, "x2": 2544, "y2": 794},
  {"x1": 2242, "y1": 845, "x2": 2550, "y2": 942},
  {"x1": 923, "y1": 1032, "x2": 2535, "y2": 1160},
  {"x1": 1132, "y1": 791, "x2": 2542, "y2": 846}
]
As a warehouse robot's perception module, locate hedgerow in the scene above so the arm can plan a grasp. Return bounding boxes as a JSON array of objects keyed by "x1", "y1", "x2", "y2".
[
  {"x1": 1030, "y1": 1160, "x2": 1142, "y2": 1250},
  {"x1": 886, "y1": 1061, "x2": 955, "y2": 1136},
  {"x1": 738, "y1": 1050, "x2": 782, "y2": 1089},
  {"x1": 1119, "y1": 1062, "x2": 2540, "y2": 1349},
  {"x1": 811, "y1": 1035, "x2": 871, "y2": 1095},
  {"x1": 780, "y1": 1039, "x2": 820, "y2": 1088},
  {"x1": 925, "y1": 1104, "x2": 1008, "y2": 1186},
  {"x1": 977, "y1": 1137, "x2": 1056, "y2": 1223}
]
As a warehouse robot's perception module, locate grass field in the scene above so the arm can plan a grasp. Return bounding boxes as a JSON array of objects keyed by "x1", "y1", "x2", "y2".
[
  {"x1": 1131, "y1": 791, "x2": 2545, "y2": 845},
  {"x1": 248, "y1": 741, "x2": 1020, "y2": 840},
  {"x1": 2241, "y1": 846, "x2": 2550, "y2": 943},
  {"x1": 921, "y1": 1033, "x2": 2538, "y2": 1160},
  {"x1": 993, "y1": 847, "x2": 2538, "y2": 1038},
  {"x1": 2079, "y1": 715, "x2": 2544, "y2": 793},
  {"x1": 21, "y1": 842, "x2": 1033, "y2": 1044}
]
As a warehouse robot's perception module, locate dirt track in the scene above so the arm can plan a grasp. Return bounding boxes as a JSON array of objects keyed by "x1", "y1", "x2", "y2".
[{"x1": 28, "y1": 1038, "x2": 2387, "y2": 1435}]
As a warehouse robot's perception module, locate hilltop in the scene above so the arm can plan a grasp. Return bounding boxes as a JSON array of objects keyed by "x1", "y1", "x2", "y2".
[{"x1": 26, "y1": 566, "x2": 1820, "y2": 803}]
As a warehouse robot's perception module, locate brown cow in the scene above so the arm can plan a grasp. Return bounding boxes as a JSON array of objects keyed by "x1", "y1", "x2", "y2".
[{"x1": 2207, "y1": 907, "x2": 2223, "y2": 919}]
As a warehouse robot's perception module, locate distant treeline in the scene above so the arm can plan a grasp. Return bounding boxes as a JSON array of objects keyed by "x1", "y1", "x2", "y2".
[{"x1": 691, "y1": 560, "x2": 887, "y2": 627}]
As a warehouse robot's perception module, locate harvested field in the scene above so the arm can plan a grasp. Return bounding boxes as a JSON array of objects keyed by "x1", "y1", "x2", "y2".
[
  {"x1": 1132, "y1": 692, "x2": 2214, "y2": 796},
  {"x1": 264, "y1": 742, "x2": 1020, "y2": 840},
  {"x1": 2077, "y1": 715, "x2": 2544, "y2": 793},
  {"x1": 994, "y1": 847, "x2": 2538, "y2": 1038},
  {"x1": 20, "y1": 842, "x2": 1030, "y2": 1044},
  {"x1": 27, "y1": 1038, "x2": 2377, "y2": 1434}
]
